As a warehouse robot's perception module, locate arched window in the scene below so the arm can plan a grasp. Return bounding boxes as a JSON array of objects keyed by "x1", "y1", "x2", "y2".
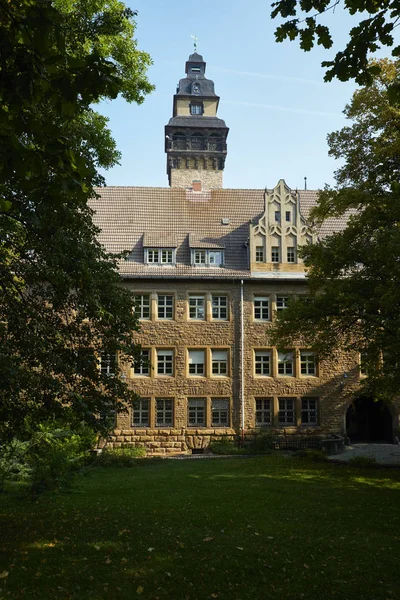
[
  {"x1": 208, "y1": 134, "x2": 222, "y2": 151},
  {"x1": 191, "y1": 133, "x2": 204, "y2": 150}
]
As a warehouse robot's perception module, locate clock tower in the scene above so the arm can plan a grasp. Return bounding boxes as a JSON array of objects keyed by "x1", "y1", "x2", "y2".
[{"x1": 165, "y1": 52, "x2": 229, "y2": 190}]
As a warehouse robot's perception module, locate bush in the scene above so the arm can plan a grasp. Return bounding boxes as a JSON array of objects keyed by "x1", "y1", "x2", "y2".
[
  {"x1": 348, "y1": 456, "x2": 377, "y2": 468},
  {"x1": 209, "y1": 440, "x2": 246, "y2": 455},
  {"x1": 0, "y1": 440, "x2": 32, "y2": 492},
  {"x1": 248, "y1": 433, "x2": 275, "y2": 454},
  {"x1": 25, "y1": 422, "x2": 97, "y2": 495},
  {"x1": 96, "y1": 447, "x2": 146, "y2": 467},
  {"x1": 294, "y1": 449, "x2": 327, "y2": 462}
]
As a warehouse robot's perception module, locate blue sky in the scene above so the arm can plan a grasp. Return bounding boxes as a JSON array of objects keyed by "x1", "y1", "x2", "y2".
[{"x1": 98, "y1": 0, "x2": 378, "y2": 191}]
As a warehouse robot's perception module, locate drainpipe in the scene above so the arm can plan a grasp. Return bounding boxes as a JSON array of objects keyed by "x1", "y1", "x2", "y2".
[{"x1": 240, "y1": 279, "x2": 245, "y2": 444}]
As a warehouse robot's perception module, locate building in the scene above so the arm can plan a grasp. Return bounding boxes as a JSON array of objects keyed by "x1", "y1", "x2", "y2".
[{"x1": 91, "y1": 52, "x2": 398, "y2": 454}]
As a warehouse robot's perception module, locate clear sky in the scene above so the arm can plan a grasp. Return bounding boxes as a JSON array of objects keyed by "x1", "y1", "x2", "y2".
[{"x1": 98, "y1": 0, "x2": 380, "y2": 191}]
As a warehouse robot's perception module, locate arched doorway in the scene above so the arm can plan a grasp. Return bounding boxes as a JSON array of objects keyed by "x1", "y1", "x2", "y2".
[{"x1": 346, "y1": 397, "x2": 393, "y2": 443}]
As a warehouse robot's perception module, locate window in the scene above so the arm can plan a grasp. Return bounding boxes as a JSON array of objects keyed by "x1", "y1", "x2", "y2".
[
  {"x1": 192, "y1": 249, "x2": 224, "y2": 267},
  {"x1": 278, "y1": 351, "x2": 294, "y2": 376},
  {"x1": 287, "y1": 247, "x2": 296, "y2": 263},
  {"x1": 276, "y1": 296, "x2": 289, "y2": 311},
  {"x1": 133, "y1": 349, "x2": 150, "y2": 376},
  {"x1": 157, "y1": 295, "x2": 173, "y2": 319},
  {"x1": 156, "y1": 398, "x2": 173, "y2": 427},
  {"x1": 275, "y1": 211, "x2": 281, "y2": 222},
  {"x1": 255, "y1": 246, "x2": 264, "y2": 262},
  {"x1": 286, "y1": 211, "x2": 291, "y2": 222},
  {"x1": 188, "y1": 398, "x2": 206, "y2": 427},
  {"x1": 189, "y1": 295, "x2": 205, "y2": 320},
  {"x1": 100, "y1": 351, "x2": 116, "y2": 376},
  {"x1": 211, "y1": 349, "x2": 228, "y2": 375},
  {"x1": 271, "y1": 246, "x2": 280, "y2": 263},
  {"x1": 300, "y1": 351, "x2": 316, "y2": 376},
  {"x1": 157, "y1": 349, "x2": 174, "y2": 376},
  {"x1": 190, "y1": 103, "x2": 203, "y2": 115},
  {"x1": 188, "y1": 349, "x2": 205, "y2": 375},
  {"x1": 132, "y1": 398, "x2": 150, "y2": 427},
  {"x1": 134, "y1": 294, "x2": 150, "y2": 320},
  {"x1": 212, "y1": 398, "x2": 230, "y2": 427},
  {"x1": 278, "y1": 397, "x2": 296, "y2": 425},
  {"x1": 301, "y1": 397, "x2": 318, "y2": 425},
  {"x1": 254, "y1": 296, "x2": 269, "y2": 320},
  {"x1": 255, "y1": 397, "x2": 272, "y2": 426},
  {"x1": 254, "y1": 350, "x2": 271, "y2": 376},
  {"x1": 146, "y1": 248, "x2": 175, "y2": 265},
  {"x1": 212, "y1": 295, "x2": 228, "y2": 320}
]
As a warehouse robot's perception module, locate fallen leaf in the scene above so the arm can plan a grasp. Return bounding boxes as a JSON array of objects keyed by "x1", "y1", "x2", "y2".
[
  {"x1": 137, "y1": 586, "x2": 144, "y2": 595},
  {"x1": 203, "y1": 537, "x2": 214, "y2": 542},
  {"x1": 105, "y1": 557, "x2": 112, "y2": 564},
  {"x1": 237, "y1": 547, "x2": 244, "y2": 550},
  {"x1": 0, "y1": 571, "x2": 9, "y2": 579},
  {"x1": 147, "y1": 547, "x2": 154, "y2": 552},
  {"x1": 304, "y1": 564, "x2": 309, "y2": 569}
]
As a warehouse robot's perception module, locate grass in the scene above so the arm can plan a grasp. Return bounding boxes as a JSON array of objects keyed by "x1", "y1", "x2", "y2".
[{"x1": 1, "y1": 455, "x2": 400, "y2": 600}]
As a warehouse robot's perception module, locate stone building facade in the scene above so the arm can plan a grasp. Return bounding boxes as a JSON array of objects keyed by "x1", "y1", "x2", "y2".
[{"x1": 91, "y1": 52, "x2": 399, "y2": 454}]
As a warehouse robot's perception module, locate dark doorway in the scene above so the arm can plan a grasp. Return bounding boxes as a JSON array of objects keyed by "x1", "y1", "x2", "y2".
[{"x1": 346, "y1": 397, "x2": 393, "y2": 443}]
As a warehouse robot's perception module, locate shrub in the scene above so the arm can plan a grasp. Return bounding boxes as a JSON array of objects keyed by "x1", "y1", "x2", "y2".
[
  {"x1": 248, "y1": 433, "x2": 275, "y2": 454},
  {"x1": 209, "y1": 440, "x2": 246, "y2": 455},
  {"x1": 96, "y1": 447, "x2": 146, "y2": 467},
  {"x1": 348, "y1": 456, "x2": 377, "y2": 468},
  {"x1": 295, "y1": 449, "x2": 327, "y2": 462},
  {"x1": 0, "y1": 440, "x2": 32, "y2": 492}
]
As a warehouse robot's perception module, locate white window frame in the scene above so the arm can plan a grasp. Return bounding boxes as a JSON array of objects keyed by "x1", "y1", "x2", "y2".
[
  {"x1": 188, "y1": 349, "x2": 205, "y2": 376},
  {"x1": 190, "y1": 102, "x2": 203, "y2": 115},
  {"x1": 277, "y1": 351, "x2": 294, "y2": 376},
  {"x1": 157, "y1": 294, "x2": 174, "y2": 320},
  {"x1": 254, "y1": 350, "x2": 271, "y2": 376},
  {"x1": 276, "y1": 296, "x2": 289, "y2": 311},
  {"x1": 211, "y1": 398, "x2": 230, "y2": 427},
  {"x1": 133, "y1": 349, "x2": 150, "y2": 376},
  {"x1": 189, "y1": 295, "x2": 205, "y2": 320},
  {"x1": 287, "y1": 247, "x2": 296, "y2": 263},
  {"x1": 211, "y1": 349, "x2": 229, "y2": 376},
  {"x1": 301, "y1": 397, "x2": 318, "y2": 425},
  {"x1": 278, "y1": 397, "x2": 296, "y2": 426},
  {"x1": 188, "y1": 398, "x2": 206, "y2": 427},
  {"x1": 255, "y1": 246, "x2": 265, "y2": 262},
  {"x1": 255, "y1": 397, "x2": 272, "y2": 427},
  {"x1": 145, "y1": 248, "x2": 175, "y2": 265},
  {"x1": 191, "y1": 249, "x2": 224, "y2": 267},
  {"x1": 132, "y1": 398, "x2": 150, "y2": 427},
  {"x1": 211, "y1": 295, "x2": 228, "y2": 320},
  {"x1": 254, "y1": 296, "x2": 269, "y2": 321},
  {"x1": 156, "y1": 398, "x2": 174, "y2": 427},
  {"x1": 134, "y1": 294, "x2": 150, "y2": 320},
  {"x1": 300, "y1": 351, "x2": 317, "y2": 376},
  {"x1": 157, "y1": 349, "x2": 174, "y2": 376}
]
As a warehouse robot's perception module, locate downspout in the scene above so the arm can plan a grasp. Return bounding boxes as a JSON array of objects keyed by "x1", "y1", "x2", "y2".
[{"x1": 240, "y1": 279, "x2": 245, "y2": 444}]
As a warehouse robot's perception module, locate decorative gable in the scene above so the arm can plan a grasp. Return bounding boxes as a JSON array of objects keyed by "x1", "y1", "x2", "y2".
[{"x1": 250, "y1": 179, "x2": 316, "y2": 273}]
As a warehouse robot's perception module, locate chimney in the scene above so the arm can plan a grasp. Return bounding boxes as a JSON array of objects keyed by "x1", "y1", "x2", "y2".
[{"x1": 192, "y1": 180, "x2": 202, "y2": 192}]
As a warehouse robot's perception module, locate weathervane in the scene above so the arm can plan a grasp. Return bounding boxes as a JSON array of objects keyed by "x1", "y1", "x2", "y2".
[{"x1": 191, "y1": 34, "x2": 198, "y2": 52}]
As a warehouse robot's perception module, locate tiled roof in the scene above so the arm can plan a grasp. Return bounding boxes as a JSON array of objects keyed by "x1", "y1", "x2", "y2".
[
  {"x1": 143, "y1": 233, "x2": 177, "y2": 248},
  {"x1": 166, "y1": 116, "x2": 227, "y2": 129},
  {"x1": 188, "y1": 233, "x2": 225, "y2": 249},
  {"x1": 91, "y1": 186, "x2": 347, "y2": 279}
]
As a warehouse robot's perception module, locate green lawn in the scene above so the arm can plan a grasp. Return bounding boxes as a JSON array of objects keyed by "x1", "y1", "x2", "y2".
[{"x1": 1, "y1": 456, "x2": 400, "y2": 600}]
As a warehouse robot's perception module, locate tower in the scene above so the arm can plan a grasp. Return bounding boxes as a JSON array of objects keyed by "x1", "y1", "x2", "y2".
[{"x1": 165, "y1": 52, "x2": 229, "y2": 190}]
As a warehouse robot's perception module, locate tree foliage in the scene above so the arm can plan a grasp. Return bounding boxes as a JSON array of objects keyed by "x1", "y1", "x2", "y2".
[
  {"x1": 271, "y1": 0, "x2": 400, "y2": 84},
  {"x1": 0, "y1": 0, "x2": 153, "y2": 440},
  {"x1": 271, "y1": 59, "x2": 400, "y2": 398}
]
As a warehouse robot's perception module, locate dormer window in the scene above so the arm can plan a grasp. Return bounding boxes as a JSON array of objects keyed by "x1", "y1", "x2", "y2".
[
  {"x1": 191, "y1": 67, "x2": 201, "y2": 73},
  {"x1": 191, "y1": 249, "x2": 224, "y2": 267},
  {"x1": 190, "y1": 102, "x2": 203, "y2": 115},
  {"x1": 145, "y1": 248, "x2": 175, "y2": 265}
]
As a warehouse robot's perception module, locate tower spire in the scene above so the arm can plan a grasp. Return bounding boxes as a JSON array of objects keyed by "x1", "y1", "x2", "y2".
[{"x1": 190, "y1": 34, "x2": 198, "y2": 52}]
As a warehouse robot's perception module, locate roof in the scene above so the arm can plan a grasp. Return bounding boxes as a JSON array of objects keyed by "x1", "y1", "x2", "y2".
[
  {"x1": 90, "y1": 186, "x2": 348, "y2": 280},
  {"x1": 167, "y1": 116, "x2": 227, "y2": 129}
]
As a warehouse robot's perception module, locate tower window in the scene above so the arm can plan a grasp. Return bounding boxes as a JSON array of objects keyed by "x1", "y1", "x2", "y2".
[
  {"x1": 271, "y1": 246, "x2": 280, "y2": 263},
  {"x1": 287, "y1": 247, "x2": 296, "y2": 263},
  {"x1": 190, "y1": 134, "x2": 204, "y2": 150},
  {"x1": 190, "y1": 103, "x2": 203, "y2": 115}
]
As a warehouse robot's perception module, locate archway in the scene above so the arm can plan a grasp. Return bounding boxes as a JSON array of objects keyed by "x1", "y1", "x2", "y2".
[{"x1": 346, "y1": 397, "x2": 393, "y2": 443}]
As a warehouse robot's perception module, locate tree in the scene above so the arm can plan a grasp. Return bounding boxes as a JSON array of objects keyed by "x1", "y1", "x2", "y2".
[
  {"x1": 0, "y1": 0, "x2": 153, "y2": 440},
  {"x1": 271, "y1": 59, "x2": 400, "y2": 398},
  {"x1": 271, "y1": 0, "x2": 400, "y2": 84}
]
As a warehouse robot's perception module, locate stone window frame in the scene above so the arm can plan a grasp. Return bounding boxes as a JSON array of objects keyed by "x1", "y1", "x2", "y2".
[
  {"x1": 255, "y1": 397, "x2": 273, "y2": 427},
  {"x1": 187, "y1": 396, "x2": 232, "y2": 429},
  {"x1": 187, "y1": 397, "x2": 207, "y2": 427},
  {"x1": 211, "y1": 294, "x2": 228, "y2": 321},
  {"x1": 129, "y1": 397, "x2": 175, "y2": 429},
  {"x1": 252, "y1": 396, "x2": 320, "y2": 428},
  {"x1": 134, "y1": 293, "x2": 151, "y2": 320},
  {"x1": 186, "y1": 292, "x2": 230, "y2": 322},
  {"x1": 211, "y1": 348, "x2": 230, "y2": 377},
  {"x1": 145, "y1": 247, "x2": 176, "y2": 266},
  {"x1": 271, "y1": 246, "x2": 280, "y2": 263},
  {"x1": 254, "y1": 349, "x2": 272, "y2": 377},
  {"x1": 253, "y1": 295, "x2": 270, "y2": 321},
  {"x1": 131, "y1": 398, "x2": 150, "y2": 428},
  {"x1": 156, "y1": 348, "x2": 174, "y2": 377},
  {"x1": 211, "y1": 398, "x2": 230, "y2": 427},
  {"x1": 132, "y1": 348, "x2": 151, "y2": 377},
  {"x1": 278, "y1": 397, "x2": 296, "y2": 426},
  {"x1": 287, "y1": 247, "x2": 296, "y2": 263},
  {"x1": 255, "y1": 245, "x2": 265, "y2": 262},
  {"x1": 300, "y1": 350, "x2": 317, "y2": 377},
  {"x1": 155, "y1": 398, "x2": 174, "y2": 428}
]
